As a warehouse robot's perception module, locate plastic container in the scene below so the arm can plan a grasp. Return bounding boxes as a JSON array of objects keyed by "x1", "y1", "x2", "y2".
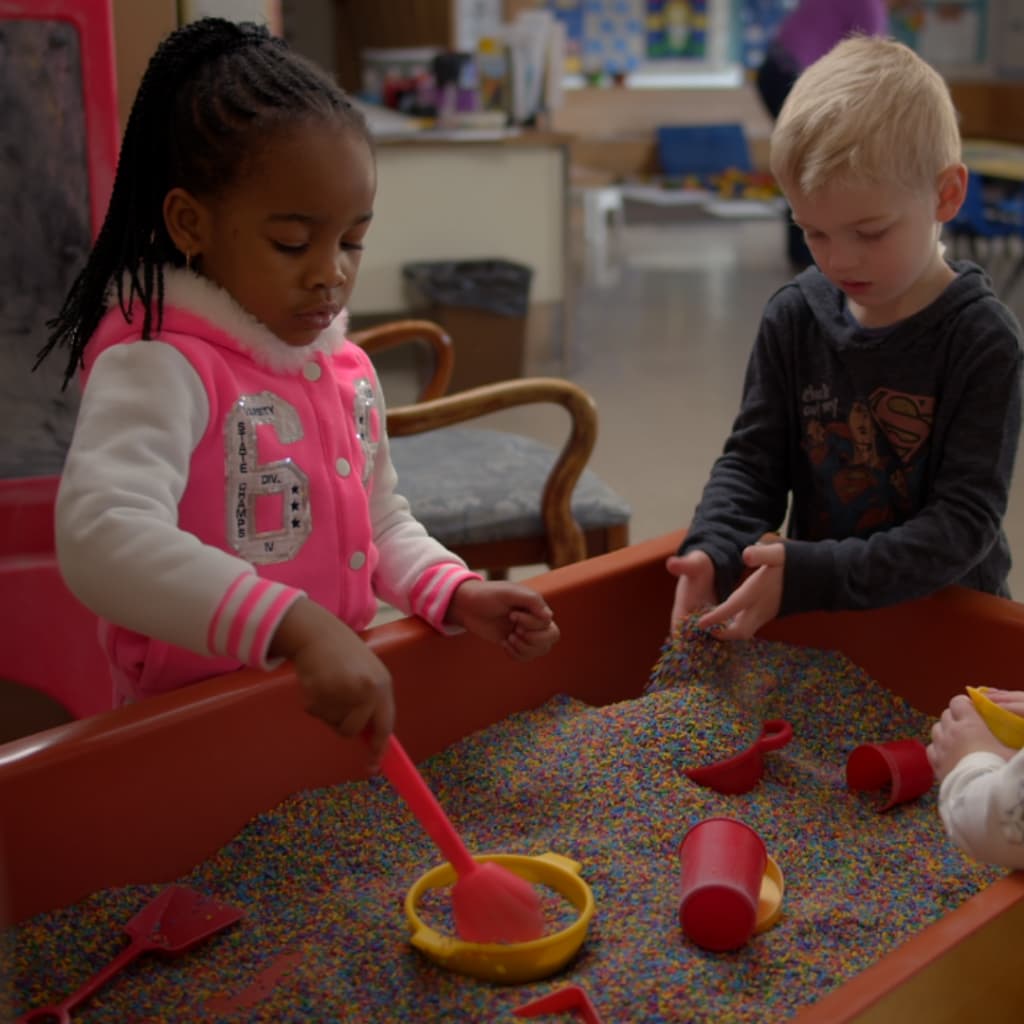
[
  {"x1": 967, "y1": 686, "x2": 1024, "y2": 748},
  {"x1": 845, "y1": 740, "x2": 935, "y2": 812},
  {"x1": 404, "y1": 852, "x2": 594, "y2": 983},
  {"x1": 677, "y1": 817, "x2": 767, "y2": 952}
]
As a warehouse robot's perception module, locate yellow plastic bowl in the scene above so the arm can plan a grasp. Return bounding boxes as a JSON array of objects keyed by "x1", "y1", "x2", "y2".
[
  {"x1": 754, "y1": 855, "x2": 785, "y2": 934},
  {"x1": 404, "y1": 851, "x2": 594, "y2": 984},
  {"x1": 967, "y1": 686, "x2": 1024, "y2": 749}
]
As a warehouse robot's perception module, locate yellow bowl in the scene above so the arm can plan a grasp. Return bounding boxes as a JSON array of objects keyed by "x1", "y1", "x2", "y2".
[
  {"x1": 404, "y1": 851, "x2": 594, "y2": 984},
  {"x1": 967, "y1": 687, "x2": 1024, "y2": 749},
  {"x1": 754, "y1": 855, "x2": 785, "y2": 934}
]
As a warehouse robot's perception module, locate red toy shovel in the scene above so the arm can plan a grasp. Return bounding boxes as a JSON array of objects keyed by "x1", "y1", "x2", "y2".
[
  {"x1": 380, "y1": 734, "x2": 545, "y2": 944},
  {"x1": 515, "y1": 984, "x2": 606, "y2": 1023},
  {"x1": 17, "y1": 886, "x2": 243, "y2": 1023}
]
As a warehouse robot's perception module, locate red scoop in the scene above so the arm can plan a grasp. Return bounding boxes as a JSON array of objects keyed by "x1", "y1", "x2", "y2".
[
  {"x1": 380, "y1": 735, "x2": 545, "y2": 944},
  {"x1": 685, "y1": 719, "x2": 794, "y2": 794},
  {"x1": 17, "y1": 886, "x2": 243, "y2": 1023},
  {"x1": 515, "y1": 984, "x2": 606, "y2": 1023}
]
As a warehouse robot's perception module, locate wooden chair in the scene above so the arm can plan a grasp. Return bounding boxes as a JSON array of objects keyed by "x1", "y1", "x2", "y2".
[{"x1": 352, "y1": 320, "x2": 631, "y2": 578}]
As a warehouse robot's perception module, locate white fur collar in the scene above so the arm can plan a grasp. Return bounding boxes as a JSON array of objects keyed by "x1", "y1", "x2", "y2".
[{"x1": 116, "y1": 268, "x2": 350, "y2": 373}]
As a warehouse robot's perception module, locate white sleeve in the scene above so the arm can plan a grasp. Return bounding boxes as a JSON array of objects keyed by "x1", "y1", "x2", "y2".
[
  {"x1": 56, "y1": 342, "x2": 281, "y2": 657},
  {"x1": 937, "y1": 748, "x2": 1024, "y2": 870}
]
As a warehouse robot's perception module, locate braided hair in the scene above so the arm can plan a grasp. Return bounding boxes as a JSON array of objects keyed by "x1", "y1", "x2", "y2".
[{"x1": 39, "y1": 18, "x2": 370, "y2": 388}]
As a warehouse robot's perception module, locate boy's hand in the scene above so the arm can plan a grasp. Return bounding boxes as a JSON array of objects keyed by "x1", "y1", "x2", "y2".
[
  {"x1": 927, "y1": 693, "x2": 1017, "y2": 782},
  {"x1": 666, "y1": 550, "x2": 717, "y2": 629},
  {"x1": 270, "y1": 598, "x2": 395, "y2": 771},
  {"x1": 697, "y1": 542, "x2": 784, "y2": 640},
  {"x1": 447, "y1": 580, "x2": 559, "y2": 661}
]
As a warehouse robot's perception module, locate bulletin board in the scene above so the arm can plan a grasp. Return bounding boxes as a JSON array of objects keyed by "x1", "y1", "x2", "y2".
[
  {"x1": 734, "y1": 0, "x2": 797, "y2": 69},
  {"x1": 0, "y1": 0, "x2": 119, "y2": 478},
  {"x1": 733, "y1": 0, "x2": 992, "y2": 72},
  {"x1": 891, "y1": 0, "x2": 989, "y2": 69},
  {"x1": 545, "y1": 0, "x2": 709, "y2": 75}
]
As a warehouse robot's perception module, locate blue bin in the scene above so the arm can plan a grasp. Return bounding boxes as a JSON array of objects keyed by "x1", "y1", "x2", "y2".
[{"x1": 656, "y1": 124, "x2": 752, "y2": 178}]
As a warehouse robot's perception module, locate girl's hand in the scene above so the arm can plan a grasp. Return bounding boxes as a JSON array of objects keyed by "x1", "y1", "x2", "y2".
[
  {"x1": 270, "y1": 598, "x2": 394, "y2": 771},
  {"x1": 447, "y1": 580, "x2": 559, "y2": 661},
  {"x1": 666, "y1": 550, "x2": 718, "y2": 630},
  {"x1": 697, "y1": 542, "x2": 784, "y2": 640},
  {"x1": 927, "y1": 693, "x2": 1016, "y2": 782}
]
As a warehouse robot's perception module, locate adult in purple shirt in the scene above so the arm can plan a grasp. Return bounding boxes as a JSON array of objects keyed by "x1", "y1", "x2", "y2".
[{"x1": 756, "y1": 0, "x2": 892, "y2": 267}]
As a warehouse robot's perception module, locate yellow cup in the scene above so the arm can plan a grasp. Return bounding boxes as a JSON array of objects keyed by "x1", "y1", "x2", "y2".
[
  {"x1": 404, "y1": 851, "x2": 594, "y2": 984},
  {"x1": 966, "y1": 686, "x2": 1024, "y2": 749}
]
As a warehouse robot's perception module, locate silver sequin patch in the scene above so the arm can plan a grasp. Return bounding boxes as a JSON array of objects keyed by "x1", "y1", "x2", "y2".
[
  {"x1": 353, "y1": 376, "x2": 380, "y2": 484},
  {"x1": 225, "y1": 391, "x2": 311, "y2": 564}
]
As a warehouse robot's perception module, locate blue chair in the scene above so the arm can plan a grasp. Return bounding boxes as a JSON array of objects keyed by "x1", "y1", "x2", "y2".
[
  {"x1": 353, "y1": 321, "x2": 631, "y2": 579},
  {"x1": 946, "y1": 171, "x2": 1017, "y2": 264},
  {"x1": 655, "y1": 124, "x2": 752, "y2": 181},
  {"x1": 994, "y1": 186, "x2": 1024, "y2": 296}
]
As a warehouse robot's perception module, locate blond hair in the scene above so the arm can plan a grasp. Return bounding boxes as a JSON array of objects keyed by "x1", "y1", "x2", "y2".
[{"x1": 769, "y1": 36, "x2": 961, "y2": 196}]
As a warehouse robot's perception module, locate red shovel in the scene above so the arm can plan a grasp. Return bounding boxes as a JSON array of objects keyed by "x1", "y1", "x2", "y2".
[
  {"x1": 17, "y1": 886, "x2": 243, "y2": 1023},
  {"x1": 380, "y1": 734, "x2": 545, "y2": 944}
]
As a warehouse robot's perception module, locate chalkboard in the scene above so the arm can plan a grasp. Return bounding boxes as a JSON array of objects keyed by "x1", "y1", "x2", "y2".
[{"x1": 0, "y1": 3, "x2": 119, "y2": 479}]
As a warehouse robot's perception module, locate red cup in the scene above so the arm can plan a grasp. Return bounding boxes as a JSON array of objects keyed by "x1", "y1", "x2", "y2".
[
  {"x1": 845, "y1": 740, "x2": 935, "y2": 812},
  {"x1": 677, "y1": 817, "x2": 767, "y2": 952}
]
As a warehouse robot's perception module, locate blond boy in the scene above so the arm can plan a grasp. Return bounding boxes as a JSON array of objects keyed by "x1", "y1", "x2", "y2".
[{"x1": 669, "y1": 36, "x2": 1023, "y2": 637}]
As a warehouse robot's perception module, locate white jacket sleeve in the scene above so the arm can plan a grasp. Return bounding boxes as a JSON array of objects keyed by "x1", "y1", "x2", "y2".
[
  {"x1": 937, "y1": 748, "x2": 1024, "y2": 870},
  {"x1": 56, "y1": 342, "x2": 303, "y2": 664}
]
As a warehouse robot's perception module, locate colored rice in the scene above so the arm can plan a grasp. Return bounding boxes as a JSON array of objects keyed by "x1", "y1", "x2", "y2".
[{"x1": 8, "y1": 630, "x2": 1001, "y2": 1022}]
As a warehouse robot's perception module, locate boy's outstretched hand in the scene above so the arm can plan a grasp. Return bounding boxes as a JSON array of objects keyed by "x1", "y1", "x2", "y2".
[
  {"x1": 666, "y1": 550, "x2": 718, "y2": 629},
  {"x1": 447, "y1": 579, "x2": 560, "y2": 660},
  {"x1": 927, "y1": 692, "x2": 1018, "y2": 782},
  {"x1": 696, "y1": 541, "x2": 784, "y2": 640}
]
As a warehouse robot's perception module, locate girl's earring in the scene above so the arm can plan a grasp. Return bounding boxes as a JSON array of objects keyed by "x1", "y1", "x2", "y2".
[{"x1": 185, "y1": 250, "x2": 193, "y2": 272}]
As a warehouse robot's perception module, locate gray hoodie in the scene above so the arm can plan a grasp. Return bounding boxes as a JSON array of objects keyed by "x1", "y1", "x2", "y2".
[{"x1": 681, "y1": 261, "x2": 1023, "y2": 615}]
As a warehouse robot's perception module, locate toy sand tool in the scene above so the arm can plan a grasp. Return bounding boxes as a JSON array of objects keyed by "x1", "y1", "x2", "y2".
[
  {"x1": 17, "y1": 886, "x2": 242, "y2": 1023},
  {"x1": 966, "y1": 686, "x2": 1024, "y2": 748},
  {"x1": 685, "y1": 719, "x2": 794, "y2": 794},
  {"x1": 515, "y1": 984, "x2": 606, "y2": 1023},
  {"x1": 380, "y1": 734, "x2": 545, "y2": 944}
]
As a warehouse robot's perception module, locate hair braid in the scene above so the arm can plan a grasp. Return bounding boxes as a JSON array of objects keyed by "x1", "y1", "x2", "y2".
[{"x1": 39, "y1": 18, "x2": 368, "y2": 388}]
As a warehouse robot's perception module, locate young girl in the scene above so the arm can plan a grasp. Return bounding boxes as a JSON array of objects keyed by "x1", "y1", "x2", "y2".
[
  {"x1": 927, "y1": 690, "x2": 1024, "y2": 869},
  {"x1": 39, "y1": 18, "x2": 559, "y2": 768}
]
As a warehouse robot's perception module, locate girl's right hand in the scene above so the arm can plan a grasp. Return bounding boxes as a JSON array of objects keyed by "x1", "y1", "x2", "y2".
[{"x1": 270, "y1": 598, "x2": 395, "y2": 770}]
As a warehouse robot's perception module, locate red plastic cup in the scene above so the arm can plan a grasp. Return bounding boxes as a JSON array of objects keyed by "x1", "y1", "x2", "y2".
[
  {"x1": 845, "y1": 740, "x2": 935, "y2": 812},
  {"x1": 677, "y1": 817, "x2": 767, "y2": 952}
]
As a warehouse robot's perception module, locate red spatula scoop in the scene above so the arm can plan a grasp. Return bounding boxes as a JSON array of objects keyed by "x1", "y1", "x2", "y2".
[
  {"x1": 380, "y1": 734, "x2": 545, "y2": 944},
  {"x1": 17, "y1": 886, "x2": 243, "y2": 1024}
]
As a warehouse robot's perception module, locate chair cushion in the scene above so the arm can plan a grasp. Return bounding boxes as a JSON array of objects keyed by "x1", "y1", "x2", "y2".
[{"x1": 389, "y1": 427, "x2": 631, "y2": 546}]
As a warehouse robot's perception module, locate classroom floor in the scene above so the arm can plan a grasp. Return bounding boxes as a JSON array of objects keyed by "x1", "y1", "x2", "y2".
[{"x1": 374, "y1": 205, "x2": 1024, "y2": 601}]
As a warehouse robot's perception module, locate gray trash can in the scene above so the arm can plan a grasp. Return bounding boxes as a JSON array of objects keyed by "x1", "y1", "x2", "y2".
[{"x1": 403, "y1": 259, "x2": 533, "y2": 393}]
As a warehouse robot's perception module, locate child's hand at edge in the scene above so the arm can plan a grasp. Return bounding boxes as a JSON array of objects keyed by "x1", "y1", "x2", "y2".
[
  {"x1": 270, "y1": 597, "x2": 395, "y2": 771},
  {"x1": 666, "y1": 550, "x2": 718, "y2": 630},
  {"x1": 980, "y1": 688, "x2": 1024, "y2": 718},
  {"x1": 697, "y1": 541, "x2": 784, "y2": 640},
  {"x1": 446, "y1": 579, "x2": 559, "y2": 661},
  {"x1": 927, "y1": 693, "x2": 1018, "y2": 783}
]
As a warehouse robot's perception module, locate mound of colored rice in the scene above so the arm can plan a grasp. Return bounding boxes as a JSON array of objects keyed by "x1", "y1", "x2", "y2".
[{"x1": 8, "y1": 633, "x2": 1001, "y2": 1022}]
